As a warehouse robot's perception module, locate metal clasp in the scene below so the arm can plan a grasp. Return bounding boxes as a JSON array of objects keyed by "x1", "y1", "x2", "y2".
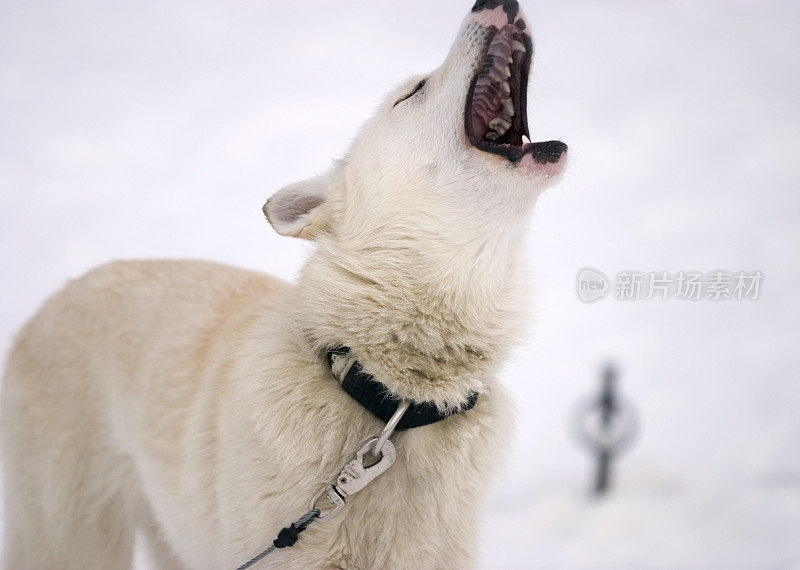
[
  {"x1": 335, "y1": 438, "x2": 397, "y2": 497},
  {"x1": 309, "y1": 437, "x2": 397, "y2": 523},
  {"x1": 309, "y1": 401, "x2": 409, "y2": 524},
  {"x1": 309, "y1": 484, "x2": 345, "y2": 523}
]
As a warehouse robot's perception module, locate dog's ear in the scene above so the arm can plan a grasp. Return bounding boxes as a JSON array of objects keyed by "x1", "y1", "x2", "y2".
[{"x1": 263, "y1": 170, "x2": 334, "y2": 239}]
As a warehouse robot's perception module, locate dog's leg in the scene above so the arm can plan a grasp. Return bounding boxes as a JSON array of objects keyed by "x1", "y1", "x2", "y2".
[{"x1": 1, "y1": 362, "x2": 135, "y2": 569}]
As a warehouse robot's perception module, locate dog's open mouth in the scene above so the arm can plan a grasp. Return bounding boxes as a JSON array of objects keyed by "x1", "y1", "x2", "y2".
[{"x1": 466, "y1": 23, "x2": 567, "y2": 165}]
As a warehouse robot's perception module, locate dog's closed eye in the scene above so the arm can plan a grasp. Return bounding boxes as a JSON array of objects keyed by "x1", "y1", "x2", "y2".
[{"x1": 393, "y1": 78, "x2": 427, "y2": 107}]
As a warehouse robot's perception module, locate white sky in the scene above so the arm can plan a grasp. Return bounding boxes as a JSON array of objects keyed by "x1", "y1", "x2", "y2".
[{"x1": 2, "y1": 1, "x2": 799, "y2": 568}]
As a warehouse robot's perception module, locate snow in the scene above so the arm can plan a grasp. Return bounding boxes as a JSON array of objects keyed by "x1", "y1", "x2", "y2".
[{"x1": 2, "y1": 1, "x2": 799, "y2": 568}]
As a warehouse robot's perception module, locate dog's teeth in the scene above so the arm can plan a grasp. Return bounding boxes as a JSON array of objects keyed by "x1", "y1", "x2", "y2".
[
  {"x1": 502, "y1": 99, "x2": 514, "y2": 117},
  {"x1": 502, "y1": 81, "x2": 511, "y2": 95},
  {"x1": 485, "y1": 131, "x2": 499, "y2": 141},
  {"x1": 512, "y1": 40, "x2": 526, "y2": 53},
  {"x1": 508, "y1": 57, "x2": 513, "y2": 64},
  {"x1": 504, "y1": 66, "x2": 511, "y2": 78},
  {"x1": 522, "y1": 135, "x2": 531, "y2": 144},
  {"x1": 489, "y1": 117, "x2": 509, "y2": 127},
  {"x1": 488, "y1": 118, "x2": 512, "y2": 135}
]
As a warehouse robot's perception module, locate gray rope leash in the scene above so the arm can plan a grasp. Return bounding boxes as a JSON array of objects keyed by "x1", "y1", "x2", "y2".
[{"x1": 235, "y1": 509, "x2": 320, "y2": 570}]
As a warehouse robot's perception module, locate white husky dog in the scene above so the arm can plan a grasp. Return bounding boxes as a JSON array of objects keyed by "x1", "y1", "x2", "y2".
[{"x1": 1, "y1": 1, "x2": 566, "y2": 568}]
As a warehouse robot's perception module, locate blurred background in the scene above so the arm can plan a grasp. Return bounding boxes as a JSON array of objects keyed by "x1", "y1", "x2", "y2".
[{"x1": 1, "y1": 1, "x2": 799, "y2": 568}]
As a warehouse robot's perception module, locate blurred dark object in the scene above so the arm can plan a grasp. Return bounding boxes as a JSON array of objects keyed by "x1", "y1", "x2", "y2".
[{"x1": 572, "y1": 364, "x2": 639, "y2": 496}]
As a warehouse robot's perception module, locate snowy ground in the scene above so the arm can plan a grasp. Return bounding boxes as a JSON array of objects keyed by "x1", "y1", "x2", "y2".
[{"x1": 2, "y1": 1, "x2": 799, "y2": 568}]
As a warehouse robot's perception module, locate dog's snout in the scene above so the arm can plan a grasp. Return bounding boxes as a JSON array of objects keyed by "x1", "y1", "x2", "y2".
[
  {"x1": 470, "y1": 0, "x2": 526, "y2": 35},
  {"x1": 472, "y1": 0, "x2": 519, "y2": 15}
]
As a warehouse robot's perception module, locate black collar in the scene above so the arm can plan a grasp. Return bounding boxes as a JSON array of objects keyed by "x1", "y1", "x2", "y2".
[{"x1": 326, "y1": 347, "x2": 478, "y2": 430}]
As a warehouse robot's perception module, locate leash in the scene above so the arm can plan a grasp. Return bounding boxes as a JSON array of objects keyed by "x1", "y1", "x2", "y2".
[
  {"x1": 234, "y1": 400, "x2": 409, "y2": 569},
  {"x1": 235, "y1": 347, "x2": 479, "y2": 569},
  {"x1": 234, "y1": 509, "x2": 320, "y2": 570}
]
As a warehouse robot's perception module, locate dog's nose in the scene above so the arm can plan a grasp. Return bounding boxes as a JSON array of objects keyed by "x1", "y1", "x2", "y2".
[{"x1": 472, "y1": 0, "x2": 519, "y2": 14}]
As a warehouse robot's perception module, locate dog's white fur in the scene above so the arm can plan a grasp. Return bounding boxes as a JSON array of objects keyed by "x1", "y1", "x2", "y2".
[{"x1": 1, "y1": 4, "x2": 565, "y2": 569}]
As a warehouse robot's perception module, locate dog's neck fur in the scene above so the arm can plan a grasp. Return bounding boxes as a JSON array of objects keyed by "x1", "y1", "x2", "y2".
[{"x1": 287, "y1": 186, "x2": 530, "y2": 407}]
